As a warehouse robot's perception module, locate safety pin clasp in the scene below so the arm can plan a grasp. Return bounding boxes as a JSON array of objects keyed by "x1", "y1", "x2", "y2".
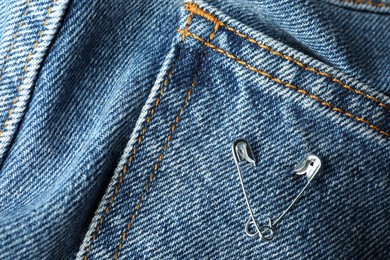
[
  {"x1": 232, "y1": 139, "x2": 256, "y2": 166},
  {"x1": 294, "y1": 154, "x2": 322, "y2": 180}
]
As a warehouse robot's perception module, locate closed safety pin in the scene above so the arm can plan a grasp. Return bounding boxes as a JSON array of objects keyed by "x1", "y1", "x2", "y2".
[{"x1": 232, "y1": 138, "x2": 322, "y2": 241}]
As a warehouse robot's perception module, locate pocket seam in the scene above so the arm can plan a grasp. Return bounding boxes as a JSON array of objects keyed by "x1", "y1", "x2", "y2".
[
  {"x1": 0, "y1": 0, "x2": 30, "y2": 83},
  {"x1": 112, "y1": 13, "x2": 220, "y2": 260},
  {"x1": 185, "y1": 3, "x2": 390, "y2": 113},
  {"x1": 83, "y1": 10, "x2": 195, "y2": 260},
  {"x1": 337, "y1": 0, "x2": 390, "y2": 7},
  {"x1": 178, "y1": 29, "x2": 390, "y2": 137},
  {"x1": 0, "y1": 0, "x2": 56, "y2": 138}
]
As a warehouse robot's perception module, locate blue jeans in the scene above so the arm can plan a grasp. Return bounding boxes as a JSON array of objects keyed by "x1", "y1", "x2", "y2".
[{"x1": 0, "y1": 0, "x2": 389, "y2": 259}]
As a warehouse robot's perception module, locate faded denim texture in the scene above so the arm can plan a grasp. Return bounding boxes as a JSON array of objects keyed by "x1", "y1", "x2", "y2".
[{"x1": 0, "y1": 0, "x2": 389, "y2": 259}]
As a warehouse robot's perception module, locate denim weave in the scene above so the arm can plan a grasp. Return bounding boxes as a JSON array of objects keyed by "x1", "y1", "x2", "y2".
[
  {"x1": 78, "y1": 0, "x2": 390, "y2": 259},
  {"x1": 0, "y1": 0, "x2": 389, "y2": 259}
]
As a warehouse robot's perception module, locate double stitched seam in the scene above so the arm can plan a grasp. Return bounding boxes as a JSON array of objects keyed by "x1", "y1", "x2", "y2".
[
  {"x1": 113, "y1": 12, "x2": 220, "y2": 260},
  {"x1": 0, "y1": 0, "x2": 57, "y2": 137},
  {"x1": 0, "y1": 0, "x2": 30, "y2": 82},
  {"x1": 178, "y1": 29, "x2": 390, "y2": 137},
  {"x1": 83, "y1": 12, "x2": 195, "y2": 260},
  {"x1": 185, "y1": 3, "x2": 390, "y2": 112},
  {"x1": 339, "y1": 0, "x2": 390, "y2": 7}
]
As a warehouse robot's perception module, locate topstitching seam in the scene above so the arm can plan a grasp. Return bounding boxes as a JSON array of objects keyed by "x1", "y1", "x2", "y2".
[
  {"x1": 84, "y1": 2, "x2": 389, "y2": 259},
  {"x1": 112, "y1": 10, "x2": 220, "y2": 260},
  {"x1": 83, "y1": 11, "x2": 195, "y2": 260},
  {"x1": 338, "y1": 0, "x2": 390, "y2": 7},
  {"x1": 0, "y1": 0, "x2": 30, "y2": 82},
  {"x1": 0, "y1": 0, "x2": 57, "y2": 138},
  {"x1": 184, "y1": 3, "x2": 390, "y2": 113},
  {"x1": 178, "y1": 29, "x2": 389, "y2": 137}
]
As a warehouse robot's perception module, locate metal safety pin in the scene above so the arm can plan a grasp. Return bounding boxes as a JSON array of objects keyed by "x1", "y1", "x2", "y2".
[{"x1": 232, "y1": 139, "x2": 322, "y2": 241}]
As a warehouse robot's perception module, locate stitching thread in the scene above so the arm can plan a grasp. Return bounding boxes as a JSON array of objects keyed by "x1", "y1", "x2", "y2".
[
  {"x1": 0, "y1": 0, "x2": 30, "y2": 82},
  {"x1": 112, "y1": 12, "x2": 219, "y2": 260},
  {"x1": 85, "y1": 3, "x2": 388, "y2": 258},
  {"x1": 83, "y1": 12, "x2": 195, "y2": 260},
  {"x1": 339, "y1": 0, "x2": 390, "y2": 7},
  {"x1": 0, "y1": 0, "x2": 56, "y2": 137},
  {"x1": 184, "y1": 3, "x2": 390, "y2": 112},
  {"x1": 178, "y1": 29, "x2": 390, "y2": 137}
]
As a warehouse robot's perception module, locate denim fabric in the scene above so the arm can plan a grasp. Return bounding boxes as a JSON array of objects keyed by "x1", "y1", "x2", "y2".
[
  {"x1": 0, "y1": 0, "x2": 69, "y2": 164},
  {"x1": 0, "y1": 0, "x2": 181, "y2": 258},
  {"x1": 0, "y1": 0, "x2": 389, "y2": 259}
]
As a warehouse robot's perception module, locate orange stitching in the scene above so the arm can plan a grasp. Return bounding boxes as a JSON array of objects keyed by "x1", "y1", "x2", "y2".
[
  {"x1": 185, "y1": 2, "x2": 224, "y2": 28},
  {"x1": 0, "y1": 0, "x2": 56, "y2": 137},
  {"x1": 113, "y1": 15, "x2": 220, "y2": 260},
  {"x1": 0, "y1": 0, "x2": 30, "y2": 81},
  {"x1": 209, "y1": 22, "x2": 220, "y2": 41},
  {"x1": 184, "y1": 3, "x2": 390, "y2": 112},
  {"x1": 339, "y1": 0, "x2": 390, "y2": 7},
  {"x1": 83, "y1": 12, "x2": 195, "y2": 260},
  {"x1": 178, "y1": 29, "x2": 390, "y2": 137}
]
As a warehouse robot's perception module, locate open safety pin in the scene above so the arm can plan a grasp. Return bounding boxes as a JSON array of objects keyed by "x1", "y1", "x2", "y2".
[{"x1": 232, "y1": 138, "x2": 322, "y2": 241}]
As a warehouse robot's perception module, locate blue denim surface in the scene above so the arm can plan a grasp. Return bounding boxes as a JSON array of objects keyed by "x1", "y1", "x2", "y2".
[{"x1": 0, "y1": 0, "x2": 389, "y2": 259}]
